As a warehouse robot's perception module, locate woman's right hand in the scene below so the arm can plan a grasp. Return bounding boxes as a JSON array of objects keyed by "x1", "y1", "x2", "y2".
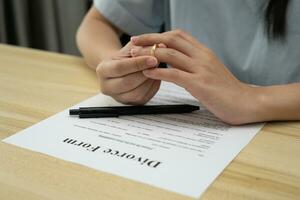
[{"x1": 96, "y1": 42, "x2": 161, "y2": 105}]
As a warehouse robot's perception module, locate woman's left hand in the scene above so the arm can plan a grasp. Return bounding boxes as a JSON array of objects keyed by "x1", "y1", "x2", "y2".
[{"x1": 130, "y1": 30, "x2": 259, "y2": 124}]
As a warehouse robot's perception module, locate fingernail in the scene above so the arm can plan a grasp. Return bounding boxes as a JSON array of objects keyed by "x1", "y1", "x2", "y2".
[
  {"x1": 158, "y1": 43, "x2": 167, "y2": 48},
  {"x1": 146, "y1": 57, "x2": 157, "y2": 66},
  {"x1": 131, "y1": 47, "x2": 142, "y2": 57},
  {"x1": 131, "y1": 36, "x2": 139, "y2": 43},
  {"x1": 143, "y1": 69, "x2": 153, "y2": 76},
  {"x1": 131, "y1": 48, "x2": 137, "y2": 57}
]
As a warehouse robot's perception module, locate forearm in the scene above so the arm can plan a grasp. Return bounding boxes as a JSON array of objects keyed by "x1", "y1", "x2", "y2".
[
  {"x1": 252, "y1": 83, "x2": 300, "y2": 122},
  {"x1": 76, "y1": 7, "x2": 122, "y2": 69}
]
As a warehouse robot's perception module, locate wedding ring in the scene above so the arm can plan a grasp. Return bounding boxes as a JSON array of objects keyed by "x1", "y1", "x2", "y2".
[{"x1": 150, "y1": 44, "x2": 158, "y2": 57}]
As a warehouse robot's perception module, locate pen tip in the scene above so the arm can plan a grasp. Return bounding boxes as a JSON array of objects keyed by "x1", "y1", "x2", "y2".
[{"x1": 69, "y1": 109, "x2": 79, "y2": 115}]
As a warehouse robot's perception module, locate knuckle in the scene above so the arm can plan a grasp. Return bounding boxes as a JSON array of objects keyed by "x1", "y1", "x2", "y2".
[
  {"x1": 99, "y1": 60, "x2": 119, "y2": 77},
  {"x1": 201, "y1": 46, "x2": 214, "y2": 57},
  {"x1": 173, "y1": 29, "x2": 186, "y2": 37},
  {"x1": 204, "y1": 51, "x2": 216, "y2": 63},
  {"x1": 165, "y1": 35, "x2": 177, "y2": 44},
  {"x1": 205, "y1": 47, "x2": 215, "y2": 56}
]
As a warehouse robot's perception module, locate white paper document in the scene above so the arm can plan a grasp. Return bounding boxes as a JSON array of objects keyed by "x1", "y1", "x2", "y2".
[{"x1": 3, "y1": 82, "x2": 264, "y2": 198}]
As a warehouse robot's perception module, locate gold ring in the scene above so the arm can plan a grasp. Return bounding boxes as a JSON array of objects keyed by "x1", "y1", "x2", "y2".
[{"x1": 150, "y1": 44, "x2": 158, "y2": 56}]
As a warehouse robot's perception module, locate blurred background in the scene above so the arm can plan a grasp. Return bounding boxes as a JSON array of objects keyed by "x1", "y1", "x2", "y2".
[{"x1": 0, "y1": 0, "x2": 92, "y2": 56}]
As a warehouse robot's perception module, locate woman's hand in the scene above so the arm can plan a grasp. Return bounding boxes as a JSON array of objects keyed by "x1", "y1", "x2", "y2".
[
  {"x1": 131, "y1": 30, "x2": 259, "y2": 124},
  {"x1": 96, "y1": 42, "x2": 161, "y2": 105}
]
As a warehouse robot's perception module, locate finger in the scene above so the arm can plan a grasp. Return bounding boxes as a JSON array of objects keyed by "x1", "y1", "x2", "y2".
[
  {"x1": 101, "y1": 71, "x2": 148, "y2": 95},
  {"x1": 125, "y1": 80, "x2": 161, "y2": 105},
  {"x1": 99, "y1": 56, "x2": 158, "y2": 78},
  {"x1": 141, "y1": 80, "x2": 161, "y2": 104},
  {"x1": 131, "y1": 32, "x2": 195, "y2": 56},
  {"x1": 130, "y1": 43, "x2": 167, "y2": 58},
  {"x1": 143, "y1": 68, "x2": 191, "y2": 89},
  {"x1": 131, "y1": 46, "x2": 195, "y2": 73},
  {"x1": 171, "y1": 30, "x2": 214, "y2": 55},
  {"x1": 171, "y1": 29, "x2": 204, "y2": 49},
  {"x1": 118, "y1": 41, "x2": 134, "y2": 58},
  {"x1": 114, "y1": 79, "x2": 156, "y2": 105}
]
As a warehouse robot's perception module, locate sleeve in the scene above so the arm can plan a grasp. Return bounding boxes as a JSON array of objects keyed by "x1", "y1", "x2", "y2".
[{"x1": 94, "y1": 0, "x2": 165, "y2": 36}]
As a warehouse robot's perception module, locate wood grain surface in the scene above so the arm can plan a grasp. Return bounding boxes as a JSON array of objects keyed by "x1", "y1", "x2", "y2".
[{"x1": 0, "y1": 44, "x2": 299, "y2": 200}]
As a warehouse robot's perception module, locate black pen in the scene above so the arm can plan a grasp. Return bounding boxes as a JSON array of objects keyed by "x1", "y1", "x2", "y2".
[{"x1": 69, "y1": 104, "x2": 199, "y2": 118}]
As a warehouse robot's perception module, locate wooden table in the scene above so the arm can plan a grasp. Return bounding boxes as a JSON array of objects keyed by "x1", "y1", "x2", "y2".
[{"x1": 0, "y1": 44, "x2": 299, "y2": 200}]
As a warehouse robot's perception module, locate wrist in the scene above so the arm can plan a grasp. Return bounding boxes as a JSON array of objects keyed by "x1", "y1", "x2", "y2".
[
  {"x1": 243, "y1": 84, "x2": 277, "y2": 123},
  {"x1": 231, "y1": 83, "x2": 266, "y2": 124}
]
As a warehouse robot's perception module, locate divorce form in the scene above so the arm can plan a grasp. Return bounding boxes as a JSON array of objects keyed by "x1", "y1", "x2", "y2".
[{"x1": 3, "y1": 82, "x2": 264, "y2": 198}]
